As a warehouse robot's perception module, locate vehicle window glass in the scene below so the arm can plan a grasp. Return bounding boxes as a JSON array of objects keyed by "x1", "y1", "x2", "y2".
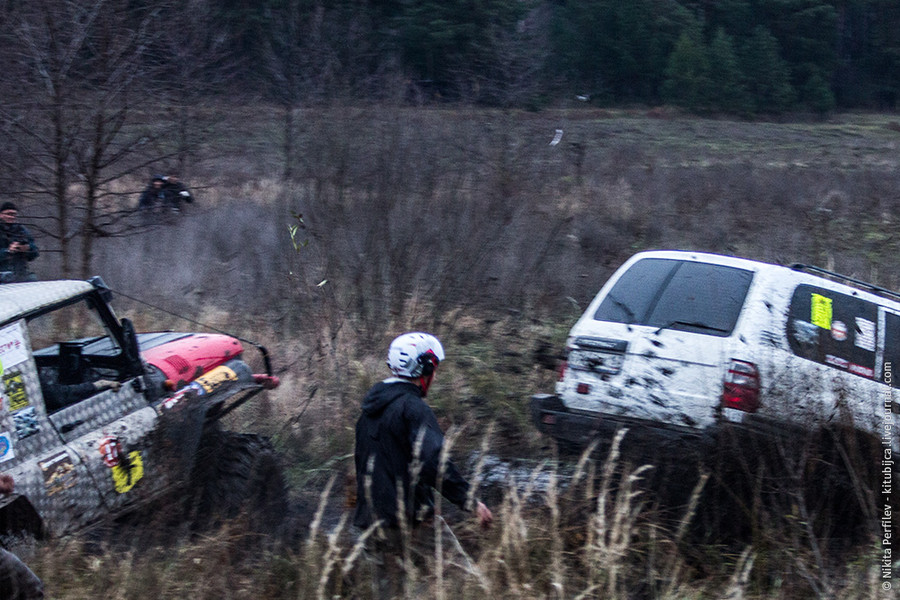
[
  {"x1": 27, "y1": 299, "x2": 123, "y2": 413},
  {"x1": 786, "y1": 285, "x2": 879, "y2": 381},
  {"x1": 594, "y1": 258, "x2": 753, "y2": 337},
  {"x1": 644, "y1": 262, "x2": 753, "y2": 336},
  {"x1": 28, "y1": 301, "x2": 110, "y2": 352},
  {"x1": 593, "y1": 258, "x2": 678, "y2": 324},
  {"x1": 883, "y1": 311, "x2": 899, "y2": 388}
]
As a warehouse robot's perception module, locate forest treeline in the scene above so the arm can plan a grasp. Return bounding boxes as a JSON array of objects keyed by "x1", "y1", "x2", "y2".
[
  {"x1": 3, "y1": 1, "x2": 898, "y2": 113},
  {"x1": 169, "y1": 0, "x2": 900, "y2": 113},
  {"x1": 0, "y1": 0, "x2": 898, "y2": 278}
]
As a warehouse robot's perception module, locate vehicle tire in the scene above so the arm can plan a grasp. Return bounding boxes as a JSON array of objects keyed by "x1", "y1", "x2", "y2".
[{"x1": 190, "y1": 429, "x2": 288, "y2": 535}]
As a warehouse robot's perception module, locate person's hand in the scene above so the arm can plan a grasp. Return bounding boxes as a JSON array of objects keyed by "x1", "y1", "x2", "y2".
[
  {"x1": 0, "y1": 473, "x2": 14, "y2": 495},
  {"x1": 93, "y1": 380, "x2": 121, "y2": 392},
  {"x1": 475, "y1": 501, "x2": 493, "y2": 530}
]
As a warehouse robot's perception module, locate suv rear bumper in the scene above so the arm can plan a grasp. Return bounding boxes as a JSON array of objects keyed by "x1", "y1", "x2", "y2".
[
  {"x1": 530, "y1": 394, "x2": 617, "y2": 447},
  {"x1": 530, "y1": 393, "x2": 715, "y2": 450}
]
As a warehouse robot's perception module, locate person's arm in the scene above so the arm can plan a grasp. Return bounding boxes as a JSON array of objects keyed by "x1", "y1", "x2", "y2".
[
  {"x1": 2, "y1": 228, "x2": 37, "y2": 263},
  {"x1": 21, "y1": 228, "x2": 38, "y2": 261},
  {"x1": 43, "y1": 379, "x2": 120, "y2": 411},
  {"x1": 407, "y1": 400, "x2": 485, "y2": 514},
  {"x1": 0, "y1": 231, "x2": 13, "y2": 261},
  {"x1": 413, "y1": 414, "x2": 492, "y2": 527}
]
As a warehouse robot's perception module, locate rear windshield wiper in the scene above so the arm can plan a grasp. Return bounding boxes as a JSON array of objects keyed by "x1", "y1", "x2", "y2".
[
  {"x1": 606, "y1": 294, "x2": 636, "y2": 325},
  {"x1": 653, "y1": 320, "x2": 729, "y2": 335}
]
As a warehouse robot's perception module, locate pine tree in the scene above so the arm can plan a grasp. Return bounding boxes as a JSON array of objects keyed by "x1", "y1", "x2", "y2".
[
  {"x1": 707, "y1": 28, "x2": 752, "y2": 114},
  {"x1": 662, "y1": 24, "x2": 710, "y2": 110},
  {"x1": 393, "y1": 0, "x2": 526, "y2": 99},
  {"x1": 802, "y1": 71, "x2": 836, "y2": 116},
  {"x1": 740, "y1": 26, "x2": 796, "y2": 113}
]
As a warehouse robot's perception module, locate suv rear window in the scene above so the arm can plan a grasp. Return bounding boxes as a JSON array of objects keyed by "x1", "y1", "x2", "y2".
[{"x1": 593, "y1": 258, "x2": 754, "y2": 337}]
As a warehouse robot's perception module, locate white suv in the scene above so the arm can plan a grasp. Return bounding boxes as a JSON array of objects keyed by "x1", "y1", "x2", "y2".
[{"x1": 531, "y1": 250, "x2": 899, "y2": 452}]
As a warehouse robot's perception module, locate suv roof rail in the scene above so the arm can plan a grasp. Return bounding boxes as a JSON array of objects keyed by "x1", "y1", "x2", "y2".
[{"x1": 790, "y1": 263, "x2": 900, "y2": 303}]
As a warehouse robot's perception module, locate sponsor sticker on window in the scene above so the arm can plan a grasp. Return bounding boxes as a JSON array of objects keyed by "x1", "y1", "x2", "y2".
[
  {"x1": 810, "y1": 293, "x2": 833, "y2": 329},
  {"x1": 854, "y1": 317, "x2": 876, "y2": 352}
]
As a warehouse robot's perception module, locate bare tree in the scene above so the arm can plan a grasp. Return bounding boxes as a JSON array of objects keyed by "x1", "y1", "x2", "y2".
[
  {"x1": 482, "y1": 3, "x2": 552, "y2": 108},
  {"x1": 0, "y1": 0, "x2": 182, "y2": 278},
  {"x1": 154, "y1": 0, "x2": 239, "y2": 177},
  {"x1": 262, "y1": 0, "x2": 309, "y2": 182},
  {"x1": 261, "y1": 2, "x2": 398, "y2": 181}
]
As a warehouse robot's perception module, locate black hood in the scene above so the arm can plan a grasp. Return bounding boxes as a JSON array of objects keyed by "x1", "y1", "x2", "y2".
[{"x1": 361, "y1": 380, "x2": 420, "y2": 417}]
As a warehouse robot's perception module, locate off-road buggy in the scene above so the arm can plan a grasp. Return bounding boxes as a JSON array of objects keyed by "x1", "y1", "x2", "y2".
[{"x1": 0, "y1": 277, "x2": 286, "y2": 540}]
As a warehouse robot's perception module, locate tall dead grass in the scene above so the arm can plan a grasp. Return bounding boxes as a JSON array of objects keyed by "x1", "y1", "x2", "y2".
[
  {"x1": 21, "y1": 109, "x2": 898, "y2": 598},
  {"x1": 35, "y1": 109, "x2": 900, "y2": 323},
  {"x1": 28, "y1": 425, "x2": 887, "y2": 599}
]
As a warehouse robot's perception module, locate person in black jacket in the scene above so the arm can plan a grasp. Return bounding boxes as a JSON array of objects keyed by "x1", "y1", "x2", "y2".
[
  {"x1": 354, "y1": 332, "x2": 492, "y2": 530},
  {"x1": 353, "y1": 332, "x2": 492, "y2": 595},
  {"x1": 0, "y1": 202, "x2": 39, "y2": 283},
  {"x1": 138, "y1": 175, "x2": 167, "y2": 212}
]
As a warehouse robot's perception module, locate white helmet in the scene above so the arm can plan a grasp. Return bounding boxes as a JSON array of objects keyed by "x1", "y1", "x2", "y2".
[{"x1": 387, "y1": 332, "x2": 445, "y2": 378}]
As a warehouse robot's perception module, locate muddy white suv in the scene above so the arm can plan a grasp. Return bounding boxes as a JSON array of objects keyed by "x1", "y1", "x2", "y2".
[
  {"x1": 532, "y1": 250, "x2": 899, "y2": 453},
  {"x1": 0, "y1": 277, "x2": 285, "y2": 539}
]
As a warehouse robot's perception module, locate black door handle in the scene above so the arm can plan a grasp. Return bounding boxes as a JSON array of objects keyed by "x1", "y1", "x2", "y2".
[{"x1": 60, "y1": 420, "x2": 85, "y2": 433}]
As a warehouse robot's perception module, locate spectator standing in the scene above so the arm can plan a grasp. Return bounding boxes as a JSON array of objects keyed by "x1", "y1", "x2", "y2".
[{"x1": 0, "y1": 202, "x2": 39, "y2": 283}]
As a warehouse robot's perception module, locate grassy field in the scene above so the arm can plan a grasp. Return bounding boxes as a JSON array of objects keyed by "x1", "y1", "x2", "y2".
[{"x1": 26, "y1": 107, "x2": 900, "y2": 598}]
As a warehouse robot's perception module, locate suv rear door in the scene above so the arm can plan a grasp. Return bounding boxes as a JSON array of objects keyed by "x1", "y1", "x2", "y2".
[
  {"x1": 562, "y1": 257, "x2": 754, "y2": 430},
  {"x1": 46, "y1": 388, "x2": 162, "y2": 512}
]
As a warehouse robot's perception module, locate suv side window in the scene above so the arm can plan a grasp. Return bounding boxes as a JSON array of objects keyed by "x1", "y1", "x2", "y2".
[
  {"x1": 787, "y1": 284, "x2": 879, "y2": 380},
  {"x1": 593, "y1": 258, "x2": 753, "y2": 337}
]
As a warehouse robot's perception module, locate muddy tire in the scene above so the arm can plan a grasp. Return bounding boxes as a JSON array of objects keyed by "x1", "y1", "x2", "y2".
[{"x1": 190, "y1": 429, "x2": 288, "y2": 535}]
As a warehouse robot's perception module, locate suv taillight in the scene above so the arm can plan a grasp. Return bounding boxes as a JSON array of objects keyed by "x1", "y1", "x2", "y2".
[
  {"x1": 558, "y1": 348, "x2": 572, "y2": 381},
  {"x1": 722, "y1": 359, "x2": 760, "y2": 413},
  {"x1": 558, "y1": 359, "x2": 568, "y2": 381}
]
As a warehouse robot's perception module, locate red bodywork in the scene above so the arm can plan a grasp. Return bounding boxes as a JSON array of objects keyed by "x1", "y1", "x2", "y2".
[{"x1": 141, "y1": 333, "x2": 244, "y2": 389}]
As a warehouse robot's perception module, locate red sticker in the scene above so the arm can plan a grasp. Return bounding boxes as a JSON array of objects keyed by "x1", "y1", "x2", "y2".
[
  {"x1": 99, "y1": 435, "x2": 123, "y2": 468},
  {"x1": 830, "y1": 320, "x2": 847, "y2": 342}
]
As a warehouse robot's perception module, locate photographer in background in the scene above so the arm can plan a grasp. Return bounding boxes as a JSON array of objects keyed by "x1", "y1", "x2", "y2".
[
  {"x1": 162, "y1": 175, "x2": 193, "y2": 213},
  {"x1": 138, "y1": 175, "x2": 167, "y2": 212},
  {"x1": 0, "y1": 202, "x2": 39, "y2": 283}
]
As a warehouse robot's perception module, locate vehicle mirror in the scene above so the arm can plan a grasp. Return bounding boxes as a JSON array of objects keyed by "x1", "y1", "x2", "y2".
[{"x1": 120, "y1": 318, "x2": 141, "y2": 376}]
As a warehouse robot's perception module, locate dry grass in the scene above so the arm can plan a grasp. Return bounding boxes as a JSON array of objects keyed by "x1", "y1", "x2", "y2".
[
  {"x1": 26, "y1": 427, "x2": 887, "y2": 599},
  {"x1": 18, "y1": 108, "x2": 899, "y2": 597}
]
